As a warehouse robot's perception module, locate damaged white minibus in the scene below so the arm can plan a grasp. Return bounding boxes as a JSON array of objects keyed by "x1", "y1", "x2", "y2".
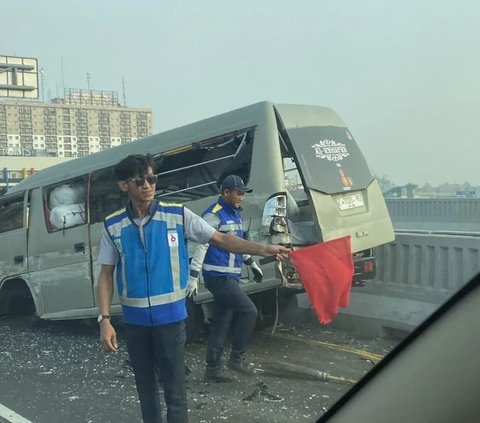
[{"x1": 0, "y1": 101, "x2": 394, "y2": 333}]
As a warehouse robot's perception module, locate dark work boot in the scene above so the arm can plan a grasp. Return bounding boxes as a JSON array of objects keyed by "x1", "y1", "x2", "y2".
[
  {"x1": 204, "y1": 366, "x2": 234, "y2": 383},
  {"x1": 227, "y1": 355, "x2": 254, "y2": 376}
]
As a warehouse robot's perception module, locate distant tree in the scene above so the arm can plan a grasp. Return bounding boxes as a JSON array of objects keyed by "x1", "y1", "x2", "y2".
[
  {"x1": 461, "y1": 182, "x2": 474, "y2": 191},
  {"x1": 376, "y1": 175, "x2": 396, "y2": 193},
  {"x1": 436, "y1": 183, "x2": 461, "y2": 195},
  {"x1": 417, "y1": 183, "x2": 433, "y2": 194}
]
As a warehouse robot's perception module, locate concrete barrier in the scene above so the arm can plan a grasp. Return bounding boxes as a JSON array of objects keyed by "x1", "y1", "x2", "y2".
[
  {"x1": 385, "y1": 198, "x2": 480, "y2": 232},
  {"x1": 294, "y1": 231, "x2": 480, "y2": 337}
]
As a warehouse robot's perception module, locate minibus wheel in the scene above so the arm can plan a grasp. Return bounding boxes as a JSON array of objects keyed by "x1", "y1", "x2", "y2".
[{"x1": 0, "y1": 279, "x2": 35, "y2": 317}]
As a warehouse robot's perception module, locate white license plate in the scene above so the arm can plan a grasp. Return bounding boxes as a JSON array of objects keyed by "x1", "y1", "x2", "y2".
[{"x1": 335, "y1": 192, "x2": 365, "y2": 211}]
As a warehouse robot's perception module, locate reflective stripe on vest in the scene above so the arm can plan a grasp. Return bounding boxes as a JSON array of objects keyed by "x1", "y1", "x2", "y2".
[
  {"x1": 202, "y1": 263, "x2": 242, "y2": 274},
  {"x1": 218, "y1": 223, "x2": 244, "y2": 232},
  {"x1": 152, "y1": 210, "x2": 183, "y2": 291},
  {"x1": 120, "y1": 288, "x2": 186, "y2": 307}
]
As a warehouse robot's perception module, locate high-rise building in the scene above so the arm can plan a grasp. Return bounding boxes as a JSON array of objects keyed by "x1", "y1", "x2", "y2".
[{"x1": 0, "y1": 88, "x2": 153, "y2": 190}]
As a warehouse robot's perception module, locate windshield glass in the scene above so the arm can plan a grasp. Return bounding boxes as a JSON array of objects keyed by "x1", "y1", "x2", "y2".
[{"x1": 283, "y1": 126, "x2": 374, "y2": 194}]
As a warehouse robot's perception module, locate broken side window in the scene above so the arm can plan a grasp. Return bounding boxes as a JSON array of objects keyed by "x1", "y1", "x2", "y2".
[
  {"x1": 0, "y1": 192, "x2": 25, "y2": 233},
  {"x1": 44, "y1": 176, "x2": 88, "y2": 232},
  {"x1": 154, "y1": 127, "x2": 255, "y2": 203}
]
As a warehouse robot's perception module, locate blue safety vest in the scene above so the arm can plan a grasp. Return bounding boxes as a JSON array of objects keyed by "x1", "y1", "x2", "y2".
[
  {"x1": 202, "y1": 197, "x2": 245, "y2": 279},
  {"x1": 104, "y1": 199, "x2": 189, "y2": 326}
]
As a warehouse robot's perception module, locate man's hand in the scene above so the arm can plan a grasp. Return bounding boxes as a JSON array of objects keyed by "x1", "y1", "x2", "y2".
[
  {"x1": 186, "y1": 276, "x2": 198, "y2": 297},
  {"x1": 100, "y1": 320, "x2": 118, "y2": 352},
  {"x1": 250, "y1": 261, "x2": 263, "y2": 283},
  {"x1": 264, "y1": 244, "x2": 290, "y2": 261}
]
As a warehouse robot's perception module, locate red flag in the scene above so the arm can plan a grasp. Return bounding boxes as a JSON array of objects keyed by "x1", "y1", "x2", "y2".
[{"x1": 289, "y1": 236, "x2": 354, "y2": 325}]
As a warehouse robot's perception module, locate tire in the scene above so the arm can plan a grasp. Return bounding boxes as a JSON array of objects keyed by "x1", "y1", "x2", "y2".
[{"x1": 0, "y1": 281, "x2": 35, "y2": 317}]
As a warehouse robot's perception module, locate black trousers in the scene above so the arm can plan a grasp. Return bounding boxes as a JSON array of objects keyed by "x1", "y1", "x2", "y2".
[
  {"x1": 204, "y1": 276, "x2": 258, "y2": 367},
  {"x1": 125, "y1": 321, "x2": 188, "y2": 423}
]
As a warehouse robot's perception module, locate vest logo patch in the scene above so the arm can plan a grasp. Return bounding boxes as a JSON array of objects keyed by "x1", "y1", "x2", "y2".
[{"x1": 168, "y1": 230, "x2": 179, "y2": 247}]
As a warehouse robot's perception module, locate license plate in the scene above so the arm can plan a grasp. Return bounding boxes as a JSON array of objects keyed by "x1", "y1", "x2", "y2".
[{"x1": 335, "y1": 192, "x2": 365, "y2": 211}]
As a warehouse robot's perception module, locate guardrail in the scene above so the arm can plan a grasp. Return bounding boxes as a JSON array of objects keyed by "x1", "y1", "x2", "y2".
[
  {"x1": 385, "y1": 198, "x2": 480, "y2": 232},
  {"x1": 376, "y1": 230, "x2": 480, "y2": 293},
  {"x1": 331, "y1": 230, "x2": 480, "y2": 335}
]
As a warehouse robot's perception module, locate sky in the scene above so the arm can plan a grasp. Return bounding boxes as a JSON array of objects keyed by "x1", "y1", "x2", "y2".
[{"x1": 2, "y1": 0, "x2": 479, "y2": 186}]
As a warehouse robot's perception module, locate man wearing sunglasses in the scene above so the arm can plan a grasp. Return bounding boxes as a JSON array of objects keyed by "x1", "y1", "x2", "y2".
[{"x1": 96, "y1": 154, "x2": 289, "y2": 423}]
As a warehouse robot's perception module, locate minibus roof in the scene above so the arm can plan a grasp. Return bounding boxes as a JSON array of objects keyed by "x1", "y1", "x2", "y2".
[{"x1": 7, "y1": 101, "x2": 344, "y2": 194}]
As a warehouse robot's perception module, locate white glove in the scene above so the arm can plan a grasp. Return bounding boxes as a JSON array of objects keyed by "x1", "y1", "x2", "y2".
[
  {"x1": 186, "y1": 276, "x2": 198, "y2": 297},
  {"x1": 251, "y1": 261, "x2": 263, "y2": 283}
]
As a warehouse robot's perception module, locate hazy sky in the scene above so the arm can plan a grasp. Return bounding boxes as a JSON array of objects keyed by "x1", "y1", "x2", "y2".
[{"x1": 3, "y1": 0, "x2": 479, "y2": 186}]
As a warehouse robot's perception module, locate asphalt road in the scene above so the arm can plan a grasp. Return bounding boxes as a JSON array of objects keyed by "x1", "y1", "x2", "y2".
[{"x1": 0, "y1": 315, "x2": 394, "y2": 423}]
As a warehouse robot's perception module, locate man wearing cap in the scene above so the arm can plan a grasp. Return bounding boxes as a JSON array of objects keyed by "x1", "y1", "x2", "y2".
[{"x1": 188, "y1": 174, "x2": 264, "y2": 383}]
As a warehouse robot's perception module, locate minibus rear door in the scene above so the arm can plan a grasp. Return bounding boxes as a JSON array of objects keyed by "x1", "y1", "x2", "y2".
[{"x1": 274, "y1": 104, "x2": 394, "y2": 253}]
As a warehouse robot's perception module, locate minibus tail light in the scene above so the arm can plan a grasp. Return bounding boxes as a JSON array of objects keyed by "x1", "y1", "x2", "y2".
[{"x1": 364, "y1": 261, "x2": 374, "y2": 273}]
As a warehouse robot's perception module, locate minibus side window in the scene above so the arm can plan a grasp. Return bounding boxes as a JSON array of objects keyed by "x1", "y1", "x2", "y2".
[
  {"x1": 154, "y1": 128, "x2": 255, "y2": 203},
  {"x1": 90, "y1": 167, "x2": 128, "y2": 223},
  {"x1": 283, "y1": 157, "x2": 303, "y2": 190},
  {"x1": 44, "y1": 176, "x2": 87, "y2": 232},
  {"x1": 279, "y1": 131, "x2": 304, "y2": 191},
  {"x1": 0, "y1": 194, "x2": 24, "y2": 233}
]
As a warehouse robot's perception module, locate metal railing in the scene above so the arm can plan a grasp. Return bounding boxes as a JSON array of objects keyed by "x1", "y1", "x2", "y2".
[
  {"x1": 376, "y1": 231, "x2": 480, "y2": 294},
  {"x1": 385, "y1": 198, "x2": 480, "y2": 232}
]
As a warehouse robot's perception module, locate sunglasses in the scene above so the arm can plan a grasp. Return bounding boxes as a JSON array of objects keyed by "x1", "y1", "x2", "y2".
[{"x1": 126, "y1": 175, "x2": 158, "y2": 187}]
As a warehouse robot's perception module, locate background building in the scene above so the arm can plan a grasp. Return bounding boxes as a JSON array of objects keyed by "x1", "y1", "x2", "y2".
[{"x1": 0, "y1": 88, "x2": 153, "y2": 191}]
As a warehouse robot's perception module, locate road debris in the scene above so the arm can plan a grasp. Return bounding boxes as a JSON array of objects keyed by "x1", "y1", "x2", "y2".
[
  {"x1": 243, "y1": 382, "x2": 285, "y2": 403},
  {"x1": 258, "y1": 360, "x2": 357, "y2": 385}
]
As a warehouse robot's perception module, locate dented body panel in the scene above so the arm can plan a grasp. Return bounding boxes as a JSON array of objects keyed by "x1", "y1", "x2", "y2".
[{"x1": 0, "y1": 101, "x2": 394, "y2": 320}]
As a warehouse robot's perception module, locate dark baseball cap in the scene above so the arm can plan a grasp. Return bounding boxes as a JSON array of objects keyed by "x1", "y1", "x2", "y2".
[{"x1": 220, "y1": 175, "x2": 252, "y2": 193}]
